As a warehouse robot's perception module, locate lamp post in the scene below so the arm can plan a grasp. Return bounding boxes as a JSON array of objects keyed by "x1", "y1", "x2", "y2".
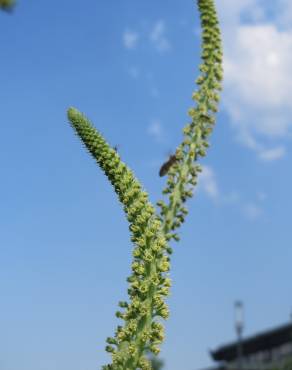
[
  {"x1": 235, "y1": 301, "x2": 244, "y2": 370},
  {"x1": 290, "y1": 309, "x2": 292, "y2": 345}
]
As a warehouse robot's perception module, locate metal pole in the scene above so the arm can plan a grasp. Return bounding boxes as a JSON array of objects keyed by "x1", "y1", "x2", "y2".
[
  {"x1": 236, "y1": 324, "x2": 243, "y2": 370},
  {"x1": 235, "y1": 301, "x2": 244, "y2": 370},
  {"x1": 290, "y1": 309, "x2": 292, "y2": 347}
]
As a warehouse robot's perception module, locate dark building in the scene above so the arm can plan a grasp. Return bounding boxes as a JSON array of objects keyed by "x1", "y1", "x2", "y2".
[{"x1": 203, "y1": 322, "x2": 292, "y2": 370}]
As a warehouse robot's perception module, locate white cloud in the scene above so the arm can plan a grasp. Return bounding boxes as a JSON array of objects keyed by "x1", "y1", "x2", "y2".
[
  {"x1": 223, "y1": 24, "x2": 292, "y2": 116},
  {"x1": 237, "y1": 129, "x2": 286, "y2": 162},
  {"x1": 149, "y1": 20, "x2": 171, "y2": 53},
  {"x1": 273, "y1": 0, "x2": 292, "y2": 28},
  {"x1": 222, "y1": 191, "x2": 241, "y2": 205},
  {"x1": 243, "y1": 202, "x2": 262, "y2": 220},
  {"x1": 198, "y1": 167, "x2": 236, "y2": 205},
  {"x1": 197, "y1": 166, "x2": 264, "y2": 221},
  {"x1": 216, "y1": 0, "x2": 292, "y2": 160},
  {"x1": 127, "y1": 66, "x2": 140, "y2": 79},
  {"x1": 147, "y1": 119, "x2": 164, "y2": 141},
  {"x1": 258, "y1": 146, "x2": 286, "y2": 161},
  {"x1": 123, "y1": 30, "x2": 139, "y2": 49},
  {"x1": 217, "y1": 0, "x2": 265, "y2": 28},
  {"x1": 198, "y1": 166, "x2": 219, "y2": 201}
]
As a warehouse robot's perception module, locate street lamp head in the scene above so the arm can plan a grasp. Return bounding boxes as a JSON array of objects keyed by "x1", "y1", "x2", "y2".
[{"x1": 235, "y1": 300, "x2": 244, "y2": 333}]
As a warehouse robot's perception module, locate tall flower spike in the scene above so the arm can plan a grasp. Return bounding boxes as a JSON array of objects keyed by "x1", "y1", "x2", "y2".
[
  {"x1": 0, "y1": 0, "x2": 15, "y2": 11},
  {"x1": 68, "y1": 108, "x2": 171, "y2": 370},
  {"x1": 157, "y1": 0, "x2": 223, "y2": 244}
]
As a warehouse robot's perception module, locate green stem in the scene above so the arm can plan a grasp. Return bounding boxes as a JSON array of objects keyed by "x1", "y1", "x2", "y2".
[{"x1": 158, "y1": 0, "x2": 223, "y2": 245}]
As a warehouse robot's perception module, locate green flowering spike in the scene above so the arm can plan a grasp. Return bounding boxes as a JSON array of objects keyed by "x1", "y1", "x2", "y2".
[
  {"x1": 68, "y1": 107, "x2": 171, "y2": 370},
  {"x1": 157, "y1": 0, "x2": 223, "y2": 244},
  {"x1": 0, "y1": 0, "x2": 15, "y2": 11},
  {"x1": 67, "y1": 0, "x2": 223, "y2": 368}
]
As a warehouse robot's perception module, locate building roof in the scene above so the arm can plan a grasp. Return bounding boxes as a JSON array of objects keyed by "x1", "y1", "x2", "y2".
[{"x1": 211, "y1": 322, "x2": 292, "y2": 362}]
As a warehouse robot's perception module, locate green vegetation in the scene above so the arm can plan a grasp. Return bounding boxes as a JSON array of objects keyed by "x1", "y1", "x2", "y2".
[
  {"x1": 0, "y1": 0, "x2": 15, "y2": 11},
  {"x1": 67, "y1": 0, "x2": 223, "y2": 369}
]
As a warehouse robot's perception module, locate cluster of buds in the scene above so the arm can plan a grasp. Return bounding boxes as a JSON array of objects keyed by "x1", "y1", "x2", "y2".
[
  {"x1": 157, "y1": 0, "x2": 223, "y2": 248},
  {"x1": 68, "y1": 108, "x2": 172, "y2": 370},
  {"x1": 67, "y1": 0, "x2": 223, "y2": 368}
]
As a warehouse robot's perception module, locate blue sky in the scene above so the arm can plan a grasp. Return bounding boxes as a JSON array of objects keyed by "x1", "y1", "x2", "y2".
[{"x1": 1, "y1": 1, "x2": 292, "y2": 370}]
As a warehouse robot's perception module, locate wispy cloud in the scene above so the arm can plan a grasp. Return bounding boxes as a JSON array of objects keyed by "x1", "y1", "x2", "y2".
[
  {"x1": 258, "y1": 146, "x2": 286, "y2": 161},
  {"x1": 217, "y1": 0, "x2": 292, "y2": 160},
  {"x1": 198, "y1": 165, "x2": 220, "y2": 201},
  {"x1": 198, "y1": 166, "x2": 239, "y2": 205},
  {"x1": 147, "y1": 119, "x2": 164, "y2": 142},
  {"x1": 197, "y1": 165, "x2": 265, "y2": 221},
  {"x1": 127, "y1": 66, "x2": 140, "y2": 79},
  {"x1": 149, "y1": 20, "x2": 171, "y2": 53},
  {"x1": 274, "y1": 0, "x2": 292, "y2": 28},
  {"x1": 237, "y1": 130, "x2": 286, "y2": 162},
  {"x1": 243, "y1": 202, "x2": 263, "y2": 221},
  {"x1": 123, "y1": 30, "x2": 140, "y2": 49}
]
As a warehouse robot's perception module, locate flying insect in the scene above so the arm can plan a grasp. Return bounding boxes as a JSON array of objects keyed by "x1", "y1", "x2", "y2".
[{"x1": 159, "y1": 153, "x2": 178, "y2": 177}]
